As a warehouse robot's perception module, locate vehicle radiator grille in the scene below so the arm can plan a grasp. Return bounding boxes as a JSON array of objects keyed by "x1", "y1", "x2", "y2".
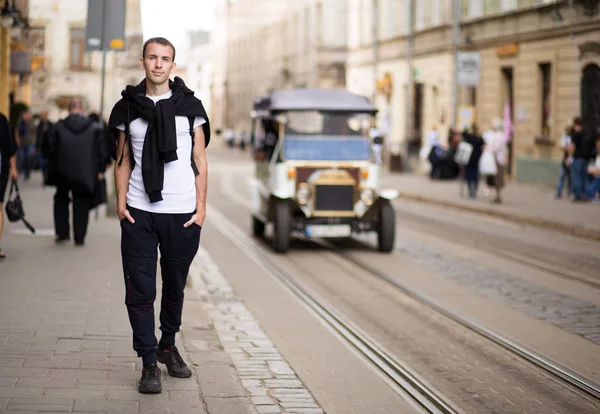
[{"x1": 314, "y1": 185, "x2": 354, "y2": 211}]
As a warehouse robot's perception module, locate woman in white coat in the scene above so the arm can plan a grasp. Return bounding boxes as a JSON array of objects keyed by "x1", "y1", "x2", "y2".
[{"x1": 487, "y1": 118, "x2": 508, "y2": 203}]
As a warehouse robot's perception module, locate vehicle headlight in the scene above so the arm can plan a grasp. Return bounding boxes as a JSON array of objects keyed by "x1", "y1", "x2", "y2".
[
  {"x1": 360, "y1": 188, "x2": 375, "y2": 205},
  {"x1": 296, "y1": 184, "x2": 311, "y2": 205}
]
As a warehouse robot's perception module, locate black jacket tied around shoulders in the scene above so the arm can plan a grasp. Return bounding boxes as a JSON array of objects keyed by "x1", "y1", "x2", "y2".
[{"x1": 107, "y1": 77, "x2": 211, "y2": 203}]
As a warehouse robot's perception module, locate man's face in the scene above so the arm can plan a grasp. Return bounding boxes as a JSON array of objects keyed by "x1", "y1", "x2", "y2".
[{"x1": 141, "y1": 43, "x2": 176, "y2": 86}]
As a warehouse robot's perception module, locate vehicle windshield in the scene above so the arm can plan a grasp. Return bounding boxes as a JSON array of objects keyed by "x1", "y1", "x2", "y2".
[{"x1": 283, "y1": 111, "x2": 372, "y2": 161}]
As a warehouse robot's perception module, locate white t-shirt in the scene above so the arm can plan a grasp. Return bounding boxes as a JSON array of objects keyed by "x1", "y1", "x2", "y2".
[{"x1": 117, "y1": 91, "x2": 206, "y2": 214}]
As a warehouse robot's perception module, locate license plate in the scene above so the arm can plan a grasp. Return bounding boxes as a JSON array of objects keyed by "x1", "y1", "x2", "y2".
[{"x1": 305, "y1": 224, "x2": 352, "y2": 238}]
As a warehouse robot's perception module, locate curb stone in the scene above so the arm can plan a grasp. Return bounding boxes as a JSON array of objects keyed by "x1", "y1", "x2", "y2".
[{"x1": 396, "y1": 191, "x2": 600, "y2": 242}]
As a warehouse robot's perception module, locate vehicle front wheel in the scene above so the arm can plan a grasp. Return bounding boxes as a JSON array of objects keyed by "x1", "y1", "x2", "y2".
[
  {"x1": 252, "y1": 216, "x2": 265, "y2": 238},
  {"x1": 377, "y1": 202, "x2": 395, "y2": 253},
  {"x1": 272, "y1": 202, "x2": 291, "y2": 253}
]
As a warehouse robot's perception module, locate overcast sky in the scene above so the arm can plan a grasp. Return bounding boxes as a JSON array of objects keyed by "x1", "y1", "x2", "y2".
[{"x1": 140, "y1": 0, "x2": 216, "y2": 66}]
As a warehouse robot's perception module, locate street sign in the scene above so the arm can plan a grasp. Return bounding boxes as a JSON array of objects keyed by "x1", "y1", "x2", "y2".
[
  {"x1": 85, "y1": 0, "x2": 127, "y2": 52},
  {"x1": 457, "y1": 52, "x2": 481, "y2": 86}
]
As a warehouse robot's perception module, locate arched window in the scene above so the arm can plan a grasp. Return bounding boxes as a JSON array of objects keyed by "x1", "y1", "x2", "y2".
[{"x1": 581, "y1": 64, "x2": 600, "y2": 138}]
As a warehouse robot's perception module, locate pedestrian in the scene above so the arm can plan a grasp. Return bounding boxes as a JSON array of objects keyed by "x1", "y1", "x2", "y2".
[
  {"x1": 45, "y1": 99, "x2": 107, "y2": 246},
  {"x1": 569, "y1": 117, "x2": 595, "y2": 202},
  {"x1": 586, "y1": 137, "x2": 600, "y2": 201},
  {"x1": 555, "y1": 125, "x2": 572, "y2": 199},
  {"x1": 36, "y1": 110, "x2": 53, "y2": 185},
  {"x1": 369, "y1": 123, "x2": 384, "y2": 164},
  {"x1": 107, "y1": 37, "x2": 210, "y2": 394},
  {"x1": 88, "y1": 112, "x2": 112, "y2": 171},
  {"x1": 426, "y1": 125, "x2": 442, "y2": 179},
  {"x1": 0, "y1": 112, "x2": 19, "y2": 259},
  {"x1": 487, "y1": 118, "x2": 508, "y2": 204},
  {"x1": 462, "y1": 124, "x2": 484, "y2": 199},
  {"x1": 14, "y1": 110, "x2": 37, "y2": 180}
]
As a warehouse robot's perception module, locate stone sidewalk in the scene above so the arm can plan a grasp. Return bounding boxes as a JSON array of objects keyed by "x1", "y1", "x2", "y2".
[
  {"x1": 0, "y1": 174, "x2": 256, "y2": 413},
  {"x1": 381, "y1": 172, "x2": 600, "y2": 241}
]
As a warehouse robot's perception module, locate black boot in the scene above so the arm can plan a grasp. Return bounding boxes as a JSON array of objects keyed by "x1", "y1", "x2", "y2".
[
  {"x1": 138, "y1": 363, "x2": 162, "y2": 394},
  {"x1": 156, "y1": 345, "x2": 192, "y2": 378}
]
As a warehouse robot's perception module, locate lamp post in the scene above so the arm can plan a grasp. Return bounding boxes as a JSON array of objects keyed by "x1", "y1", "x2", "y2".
[
  {"x1": 10, "y1": 15, "x2": 21, "y2": 39},
  {"x1": 1, "y1": 0, "x2": 15, "y2": 28}
]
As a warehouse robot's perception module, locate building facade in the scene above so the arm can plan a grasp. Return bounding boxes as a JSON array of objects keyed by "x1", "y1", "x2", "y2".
[
  {"x1": 0, "y1": 0, "x2": 30, "y2": 118},
  {"x1": 211, "y1": 0, "x2": 349, "y2": 135},
  {"x1": 347, "y1": 0, "x2": 456, "y2": 171},
  {"x1": 26, "y1": 0, "x2": 143, "y2": 121},
  {"x1": 347, "y1": 0, "x2": 600, "y2": 183},
  {"x1": 186, "y1": 31, "x2": 213, "y2": 121},
  {"x1": 462, "y1": 0, "x2": 600, "y2": 184}
]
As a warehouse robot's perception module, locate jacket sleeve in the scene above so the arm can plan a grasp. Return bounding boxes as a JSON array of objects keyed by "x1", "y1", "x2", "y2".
[
  {"x1": 42, "y1": 123, "x2": 59, "y2": 159},
  {"x1": 0, "y1": 114, "x2": 16, "y2": 159},
  {"x1": 95, "y1": 125, "x2": 108, "y2": 173}
]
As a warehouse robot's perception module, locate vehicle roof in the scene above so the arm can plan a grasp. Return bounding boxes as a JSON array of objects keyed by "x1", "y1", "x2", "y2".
[{"x1": 253, "y1": 88, "x2": 378, "y2": 113}]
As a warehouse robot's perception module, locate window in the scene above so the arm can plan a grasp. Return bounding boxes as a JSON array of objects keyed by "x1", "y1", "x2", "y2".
[
  {"x1": 401, "y1": 0, "x2": 410, "y2": 34},
  {"x1": 430, "y1": 0, "x2": 441, "y2": 26},
  {"x1": 539, "y1": 63, "x2": 552, "y2": 137},
  {"x1": 415, "y1": 0, "x2": 426, "y2": 30},
  {"x1": 484, "y1": 0, "x2": 501, "y2": 14},
  {"x1": 27, "y1": 27, "x2": 46, "y2": 56},
  {"x1": 70, "y1": 28, "x2": 89, "y2": 69},
  {"x1": 466, "y1": 0, "x2": 483, "y2": 18},
  {"x1": 384, "y1": 0, "x2": 398, "y2": 39},
  {"x1": 361, "y1": 0, "x2": 372, "y2": 45},
  {"x1": 501, "y1": 0, "x2": 517, "y2": 10}
]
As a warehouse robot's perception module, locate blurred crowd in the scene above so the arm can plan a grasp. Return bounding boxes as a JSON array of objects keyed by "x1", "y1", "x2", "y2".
[{"x1": 421, "y1": 117, "x2": 600, "y2": 204}]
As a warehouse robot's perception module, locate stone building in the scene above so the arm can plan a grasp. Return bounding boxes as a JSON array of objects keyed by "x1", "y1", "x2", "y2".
[
  {"x1": 346, "y1": 0, "x2": 600, "y2": 183},
  {"x1": 462, "y1": 0, "x2": 600, "y2": 184},
  {"x1": 347, "y1": 0, "x2": 455, "y2": 171},
  {"x1": 211, "y1": 0, "x2": 349, "y2": 135},
  {"x1": 186, "y1": 31, "x2": 213, "y2": 121},
  {"x1": 26, "y1": 0, "x2": 143, "y2": 121}
]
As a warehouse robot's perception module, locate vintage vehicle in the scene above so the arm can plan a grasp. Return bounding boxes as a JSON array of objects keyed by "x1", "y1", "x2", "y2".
[{"x1": 249, "y1": 88, "x2": 398, "y2": 253}]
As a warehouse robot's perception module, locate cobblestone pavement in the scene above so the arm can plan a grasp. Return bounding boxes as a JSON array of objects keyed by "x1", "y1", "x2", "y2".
[
  {"x1": 189, "y1": 248, "x2": 324, "y2": 414},
  {"x1": 0, "y1": 174, "x2": 258, "y2": 413},
  {"x1": 388, "y1": 235, "x2": 600, "y2": 344}
]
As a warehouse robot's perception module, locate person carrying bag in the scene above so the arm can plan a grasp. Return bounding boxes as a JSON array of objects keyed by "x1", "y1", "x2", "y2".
[{"x1": 4, "y1": 179, "x2": 35, "y2": 234}]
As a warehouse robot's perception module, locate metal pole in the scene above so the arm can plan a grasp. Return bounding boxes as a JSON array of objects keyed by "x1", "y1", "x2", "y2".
[
  {"x1": 100, "y1": 50, "x2": 107, "y2": 119},
  {"x1": 451, "y1": 0, "x2": 461, "y2": 129},
  {"x1": 99, "y1": 0, "x2": 107, "y2": 119},
  {"x1": 404, "y1": 0, "x2": 414, "y2": 166},
  {"x1": 372, "y1": 0, "x2": 379, "y2": 104}
]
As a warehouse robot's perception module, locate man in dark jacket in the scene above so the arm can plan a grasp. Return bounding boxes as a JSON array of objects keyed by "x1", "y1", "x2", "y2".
[
  {"x1": 0, "y1": 112, "x2": 18, "y2": 259},
  {"x1": 462, "y1": 125, "x2": 485, "y2": 198},
  {"x1": 569, "y1": 117, "x2": 595, "y2": 201},
  {"x1": 36, "y1": 110, "x2": 53, "y2": 185},
  {"x1": 46, "y1": 99, "x2": 106, "y2": 246}
]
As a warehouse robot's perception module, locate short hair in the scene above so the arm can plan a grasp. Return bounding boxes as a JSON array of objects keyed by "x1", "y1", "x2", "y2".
[
  {"x1": 573, "y1": 117, "x2": 582, "y2": 126},
  {"x1": 68, "y1": 98, "x2": 83, "y2": 112},
  {"x1": 142, "y1": 37, "x2": 176, "y2": 61}
]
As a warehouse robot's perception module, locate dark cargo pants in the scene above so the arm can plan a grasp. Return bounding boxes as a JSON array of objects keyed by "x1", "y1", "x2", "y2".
[{"x1": 120, "y1": 205, "x2": 201, "y2": 363}]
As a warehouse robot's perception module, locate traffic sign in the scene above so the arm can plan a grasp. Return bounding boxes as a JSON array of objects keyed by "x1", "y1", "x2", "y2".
[
  {"x1": 457, "y1": 52, "x2": 481, "y2": 86},
  {"x1": 85, "y1": 0, "x2": 126, "y2": 52}
]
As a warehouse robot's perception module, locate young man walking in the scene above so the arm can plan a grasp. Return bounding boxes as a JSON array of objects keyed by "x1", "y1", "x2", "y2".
[{"x1": 107, "y1": 37, "x2": 210, "y2": 394}]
